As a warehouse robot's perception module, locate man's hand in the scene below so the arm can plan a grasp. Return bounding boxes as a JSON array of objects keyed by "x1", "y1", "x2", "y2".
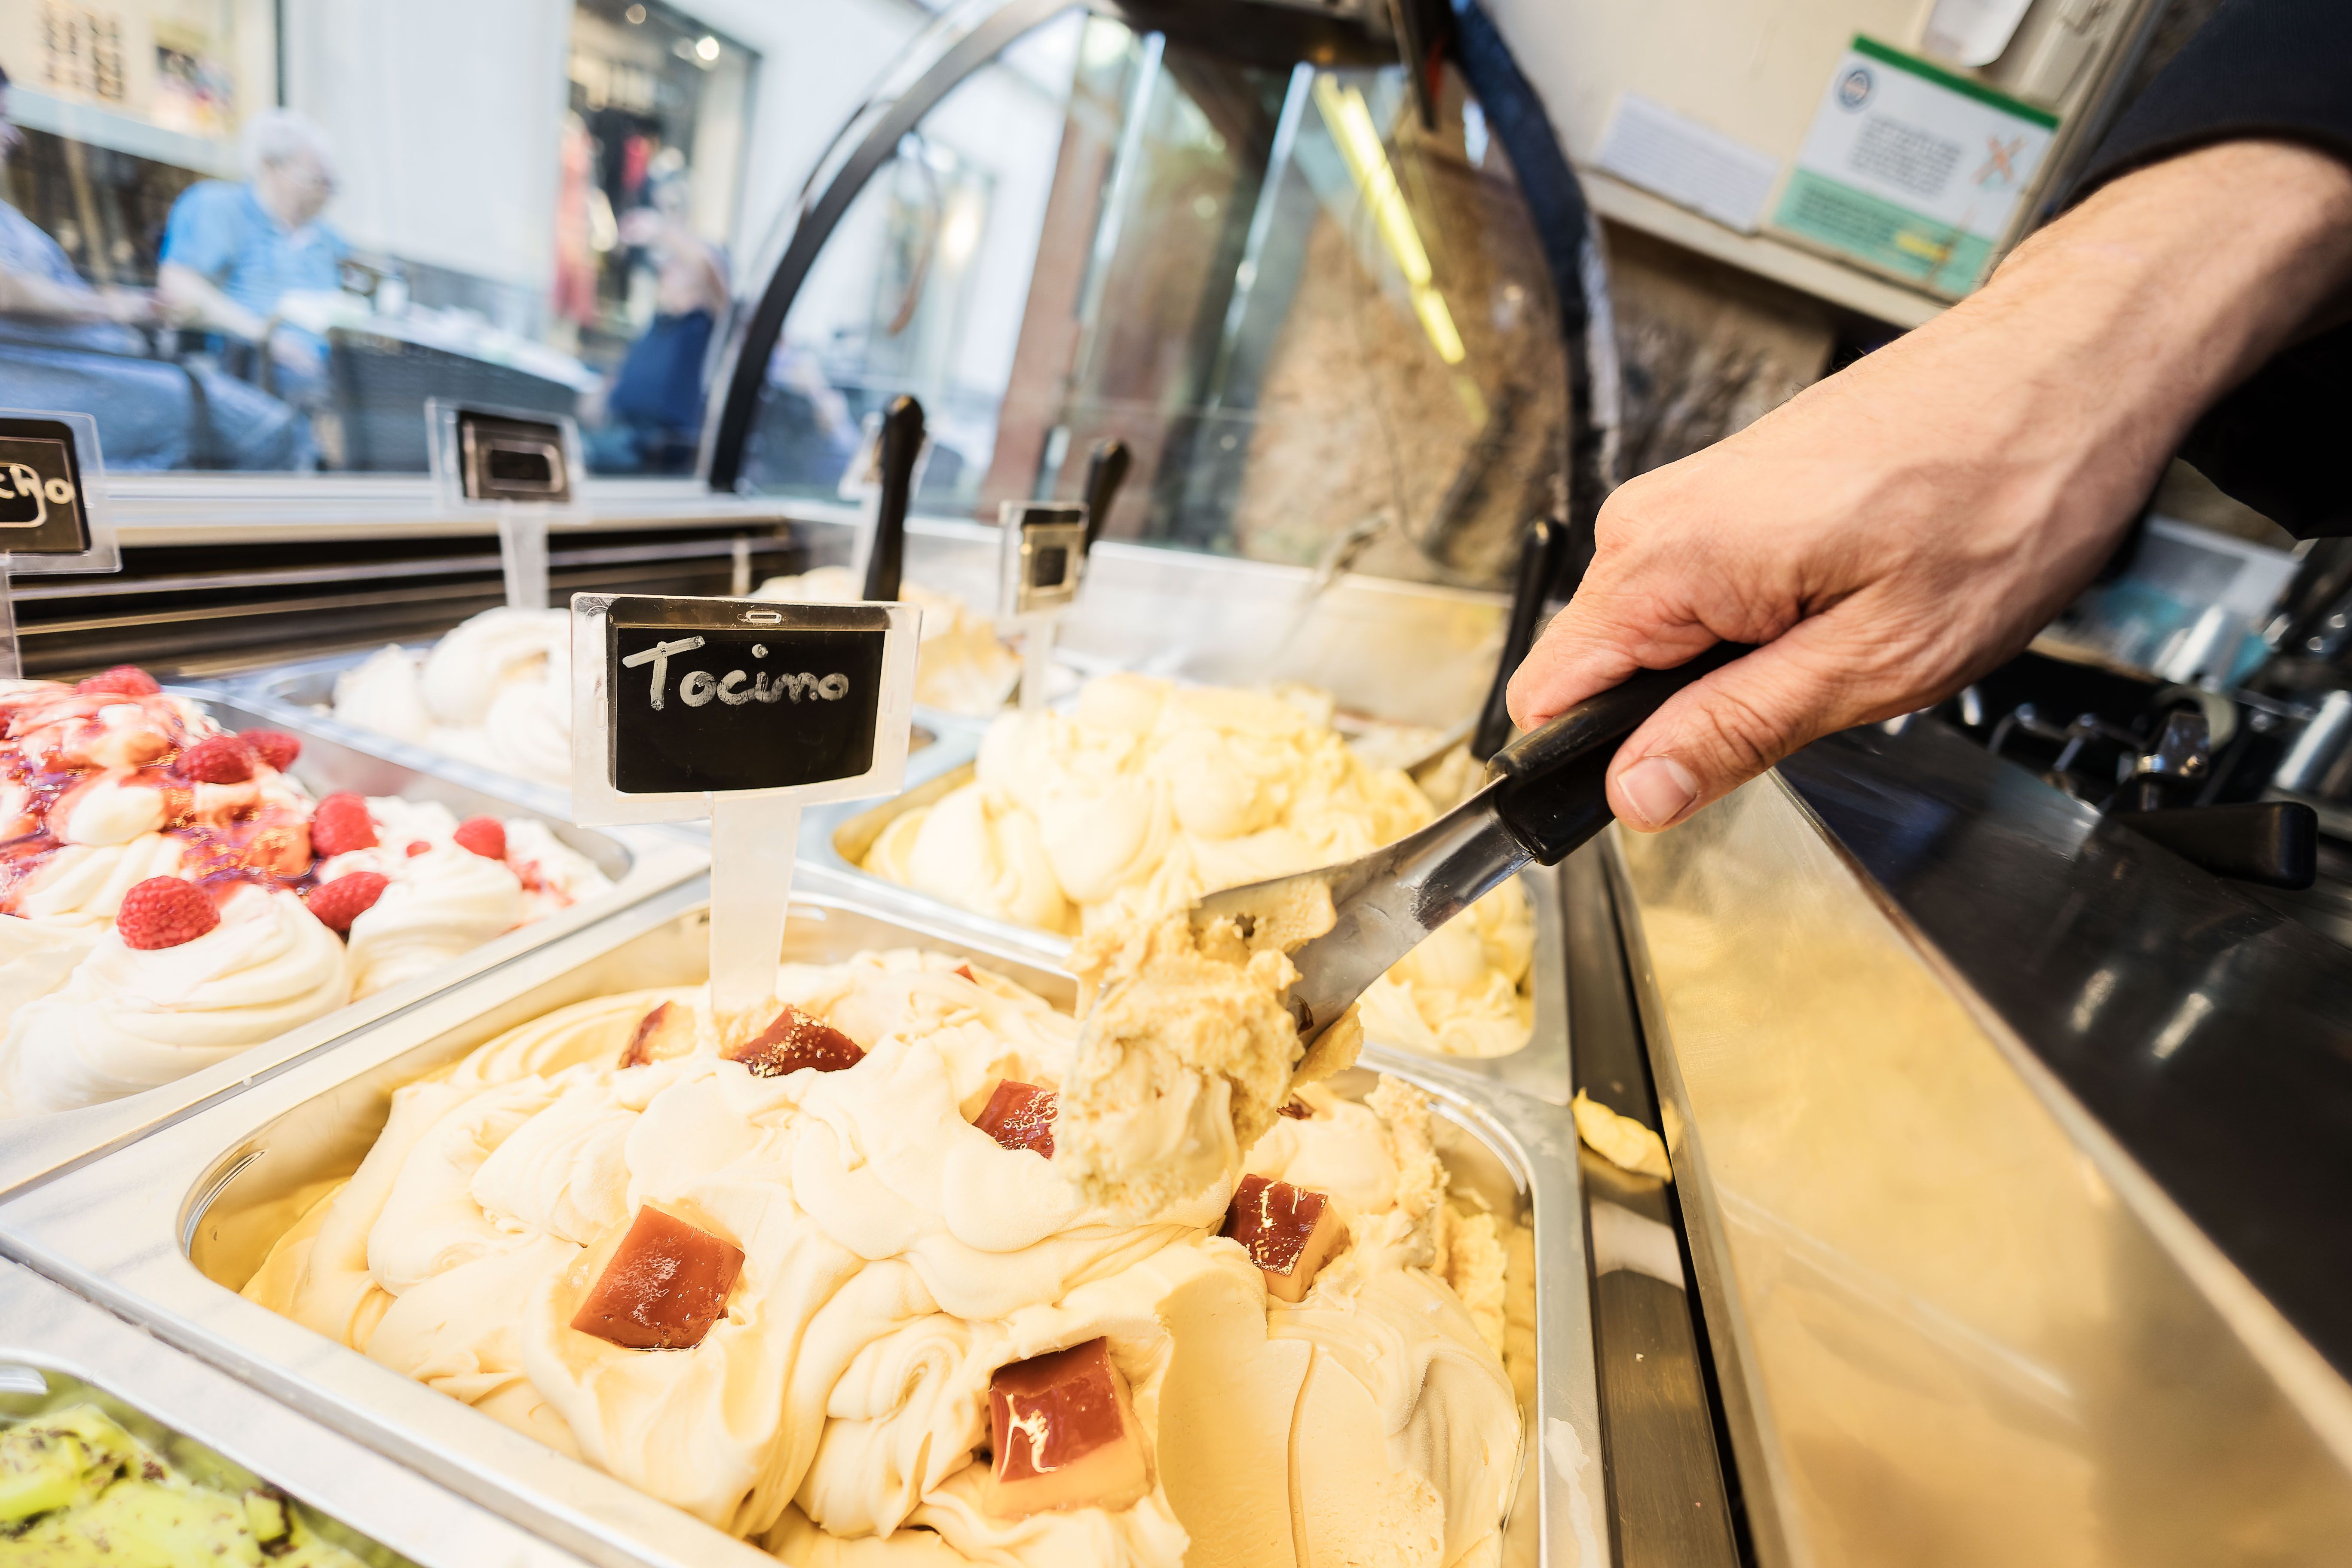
[{"x1": 1508, "y1": 140, "x2": 2352, "y2": 830}]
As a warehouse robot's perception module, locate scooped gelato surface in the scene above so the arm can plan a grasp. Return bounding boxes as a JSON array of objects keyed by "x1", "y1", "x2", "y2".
[
  {"x1": 242, "y1": 950, "x2": 1521, "y2": 1566},
  {"x1": 754, "y1": 567, "x2": 1020, "y2": 717},
  {"x1": 332, "y1": 606, "x2": 574, "y2": 787},
  {"x1": 0, "y1": 670, "x2": 612, "y2": 1116},
  {"x1": 863, "y1": 674, "x2": 1534, "y2": 1058},
  {"x1": 0, "y1": 1403, "x2": 367, "y2": 1565}
]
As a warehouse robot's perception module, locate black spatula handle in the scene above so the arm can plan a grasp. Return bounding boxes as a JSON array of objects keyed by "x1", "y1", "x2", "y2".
[
  {"x1": 1081, "y1": 438, "x2": 1131, "y2": 550},
  {"x1": 1486, "y1": 643, "x2": 1755, "y2": 864},
  {"x1": 864, "y1": 395, "x2": 924, "y2": 602}
]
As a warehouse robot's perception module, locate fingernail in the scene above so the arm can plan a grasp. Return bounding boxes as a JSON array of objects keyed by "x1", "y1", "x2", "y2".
[{"x1": 1618, "y1": 756, "x2": 1699, "y2": 830}]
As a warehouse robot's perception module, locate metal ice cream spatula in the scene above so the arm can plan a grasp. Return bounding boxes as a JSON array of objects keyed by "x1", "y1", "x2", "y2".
[{"x1": 1192, "y1": 643, "x2": 1753, "y2": 1046}]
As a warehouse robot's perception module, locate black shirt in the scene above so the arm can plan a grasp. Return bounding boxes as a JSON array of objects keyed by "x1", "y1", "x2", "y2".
[{"x1": 2070, "y1": 0, "x2": 2352, "y2": 537}]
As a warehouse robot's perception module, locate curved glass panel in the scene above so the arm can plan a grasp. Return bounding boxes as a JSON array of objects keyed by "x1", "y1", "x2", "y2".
[{"x1": 735, "y1": 9, "x2": 1567, "y2": 589}]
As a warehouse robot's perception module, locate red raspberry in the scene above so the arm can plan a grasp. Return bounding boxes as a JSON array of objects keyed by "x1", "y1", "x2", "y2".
[
  {"x1": 451, "y1": 816, "x2": 507, "y2": 861},
  {"x1": 309, "y1": 793, "x2": 378, "y2": 858},
  {"x1": 305, "y1": 871, "x2": 389, "y2": 934},
  {"x1": 242, "y1": 730, "x2": 301, "y2": 772},
  {"x1": 177, "y1": 734, "x2": 257, "y2": 784},
  {"x1": 78, "y1": 665, "x2": 161, "y2": 697},
  {"x1": 116, "y1": 876, "x2": 220, "y2": 950},
  {"x1": 405, "y1": 840, "x2": 431, "y2": 857}
]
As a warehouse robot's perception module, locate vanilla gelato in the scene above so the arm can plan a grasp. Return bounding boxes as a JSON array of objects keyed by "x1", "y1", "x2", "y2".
[
  {"x1": 331, "y1": 607, "x2": 575, "y2": 788},
  {"x1": 0, "y1": 673, "x2": 613, "y2": 1116},
  {"x1": 243, "y1": 952, "x2": 1521, "y2": 1566},
  {"x1": 866, "y1": 675, "x2": 1535, "y2": 1058},
  {"x1": 754, "y1": 567, "x2": 1019, "y2": 718}
]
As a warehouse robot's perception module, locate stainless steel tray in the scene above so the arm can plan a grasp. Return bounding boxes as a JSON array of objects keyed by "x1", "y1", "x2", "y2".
[
  {"x1": 0, "y1": 1255, "x2": 593, "y2": 1567},
  {"x1": 806, "y1": 747, "x2": 1571, "y2": 1102},
  {"x1": 227, "y1": 648, "x2": 956, "y2": 818},
  {"x1": 0, "y1": 873, "x2": 1598, "y2": 1568},
  {"x1": 0, "y1": 690, "x2": 707, "y2": 1202}
]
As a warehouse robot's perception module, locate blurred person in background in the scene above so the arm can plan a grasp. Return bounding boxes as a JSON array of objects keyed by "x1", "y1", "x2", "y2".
[
  {"x1": 157, "y1": 108, "x2": 345, "y2": 389},
  {"x1": 0, "y1": 64, "x2": 153, "y2": 329},
  {"x1": 585, "y1": 172, "x2": 729, "y2": 475}
]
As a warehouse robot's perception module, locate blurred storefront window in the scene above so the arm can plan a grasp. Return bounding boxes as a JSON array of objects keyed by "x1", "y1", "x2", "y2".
[{"x1": 0, "y1": 0, "x2": 756, "y2": 475}]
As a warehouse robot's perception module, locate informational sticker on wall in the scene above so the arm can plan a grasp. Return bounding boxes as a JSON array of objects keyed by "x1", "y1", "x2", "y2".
[{"x1": 1770, "y1": 36, "x2": 2058, "y2": 297}]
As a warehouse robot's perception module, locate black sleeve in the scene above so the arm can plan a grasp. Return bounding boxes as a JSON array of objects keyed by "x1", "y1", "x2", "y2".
[{"x1": 2066, "y1": 0, "x2": 2352, "y2": 538}]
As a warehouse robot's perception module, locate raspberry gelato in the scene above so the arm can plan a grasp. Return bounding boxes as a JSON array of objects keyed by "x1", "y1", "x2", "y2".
[
  {"x1": 865, "y1": 675, "x2": 1535, "y2": 1058},
  {"x1": 331, "y1": 607, "x2": 574, "y2": 788},
  {"x1": 753, "y1": 568, "x2": 1019, "y2": 718},
  {"x1": 241, "y1": 952, "x2": 1522, "y2": 1568},
  {"x1": 0, "y1": 672, "x2": 613, "y2": 1116}
]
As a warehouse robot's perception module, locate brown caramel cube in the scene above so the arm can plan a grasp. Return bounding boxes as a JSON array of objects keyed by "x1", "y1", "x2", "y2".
[
  {"x1": 986, "y1": 1338, "x2": 1148, "y2": 1517},
  {"x1": 570, "y1": 1207, "x2": 744, "y2": 1350},
  {"x1": 974, "y1": 1079, "x2": 1057, "y2": 1158},
  {"x1": 1277, "y1": 1097, "x2": 1313, "y2": 1120},
  {"x1": 619, "y1": 1001, "x2": 697, "y2": 1069},
  {"x1": 723, "y1": 1004, "x2": 864, "y2": 1078},
  {"x1": 1220, "y1": 1175, "x2": 1348, "y2": 1303}
]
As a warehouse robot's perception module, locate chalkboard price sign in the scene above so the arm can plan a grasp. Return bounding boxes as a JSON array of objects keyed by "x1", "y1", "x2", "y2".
[
  {"x1": 610, "y1": 622, "x2": 886, "y2": 793},
  {"x1": 570, "y1": 593, "x2": 920, "y2": 825}
]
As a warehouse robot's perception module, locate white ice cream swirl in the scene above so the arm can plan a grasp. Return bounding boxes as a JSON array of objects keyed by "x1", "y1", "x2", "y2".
[
  {"x1": 242, "y1": 953, "x2": 1521, "y2": 1566},
  {"x1": 331, "y1": 608, "x2": 575, "y2": 788}
]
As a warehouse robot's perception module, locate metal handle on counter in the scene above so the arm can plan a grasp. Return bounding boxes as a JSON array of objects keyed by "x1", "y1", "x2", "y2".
[
  {"x1": 864, "y1": 395, "x2": 924, "y2": 602},
  {"x1": 1081, "y1": 438, "x2": 1131, "y2": 550},
  {"x1": 1486, "y1": 643, "x2": 1755, "y2": 865},
  {"x1": 1471, "y1": 518, "x2": 1572, "y2": 762}
]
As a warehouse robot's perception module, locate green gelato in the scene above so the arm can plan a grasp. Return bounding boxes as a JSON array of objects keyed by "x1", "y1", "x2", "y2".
[{"x1": 0, "y1": 1404, "x2": 368, "y2": 1565}]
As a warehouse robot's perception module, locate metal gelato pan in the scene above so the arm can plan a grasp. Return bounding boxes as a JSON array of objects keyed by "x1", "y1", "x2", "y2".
[
  {"x1": 227, "y1": 647, "x2": 950, "y2": 818},
  {"x1": 0, "y1": 873, "x2": 1599, "y2": 1568},
  {"x1": 0, "y1": 1255, "x2": 593, "y2": 1567},
  {"x1": 805, "y1": 748, "x2": 1571, "y2": 1102},
  {"x1": 0, "y1": 690, "x2": 707, "y2": 1201}
]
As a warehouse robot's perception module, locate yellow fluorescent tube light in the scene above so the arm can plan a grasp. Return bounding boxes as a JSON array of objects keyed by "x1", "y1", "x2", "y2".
[{"x1": 1314, "y1": 76, "x2": 1464, "y2": 363}]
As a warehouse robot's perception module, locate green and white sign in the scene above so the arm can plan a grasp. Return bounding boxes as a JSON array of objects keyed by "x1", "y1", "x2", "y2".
[{"x1": 1771, "y1": 36, "x2": 2057, "y2": 297}]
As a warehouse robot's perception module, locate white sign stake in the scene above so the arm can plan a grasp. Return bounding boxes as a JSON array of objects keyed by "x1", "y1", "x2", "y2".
[
  {"x1": 498, "y1": 502, "x2": 551, "y2": 611},
  {"x1": 572, "y1": 593, "x2": 919, "y2": 1015}
]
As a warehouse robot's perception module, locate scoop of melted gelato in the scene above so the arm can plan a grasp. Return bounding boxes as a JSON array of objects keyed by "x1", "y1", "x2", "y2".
[
  {"x1": 242, "y1": 953, "x2": 1519, "y2": 1567},
  {"x1": 753, "y1": 567, "x2": 1020, "y2": 718},
  {"x1": 864, "y1": 675, "x2": 1533, "y2": 1058},
  {"x1": 331, "y1": 608, "x2": 574, "y2": 787}
]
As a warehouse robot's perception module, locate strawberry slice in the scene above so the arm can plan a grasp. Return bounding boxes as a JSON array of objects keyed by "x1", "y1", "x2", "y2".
[
  {"x1": 77, "y1": 665, "x2": 161, "y2": 697},
  {"x1": 178, "y1": 734, "x2": 257, "y2": 784},
  {"x1": 309, "y1": 793, "x2": 377, "y2": 858},
  {"x1": 242, "y1": 729, "x2": 302, "y2": 772},
  {"x1": 451, "y1": 816, "x2": 507, "y2": 861},
  {"x1": 116, "y1": 877, "x2": 220, "y2": 949},
  {"x1": 306, "y1": 871, "x2": 389, "y2": 934}
]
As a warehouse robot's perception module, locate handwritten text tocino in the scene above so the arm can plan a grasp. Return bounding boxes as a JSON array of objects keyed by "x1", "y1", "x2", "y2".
[{"x1": 620, "y1": 636, "x2": 853, "y2": 711}]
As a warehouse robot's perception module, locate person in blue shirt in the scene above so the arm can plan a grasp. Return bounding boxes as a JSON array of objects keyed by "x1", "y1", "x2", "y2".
[
  {"x1": 585, "y1": 193, "x2": 729, "y2": 474},
  {"x1": 157, "y1": 108, "x2": 345, "y2": 387},
  {"x1": 0, "y1": 64, "x2": 152, "y2": 328}
]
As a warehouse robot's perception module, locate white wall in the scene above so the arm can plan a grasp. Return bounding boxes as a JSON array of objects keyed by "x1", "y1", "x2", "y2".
[{"x1": 285, "y1": 0, "x2": 573, "y2": 288}]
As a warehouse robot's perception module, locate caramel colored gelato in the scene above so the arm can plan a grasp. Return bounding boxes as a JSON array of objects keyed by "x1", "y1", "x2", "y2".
[
  {"x1": 242, "y1": 951, "x2": 1520, "y2": 1566},
  {"x1": 864, "y1": 675, "x2": 1534, "y2": 1059}
]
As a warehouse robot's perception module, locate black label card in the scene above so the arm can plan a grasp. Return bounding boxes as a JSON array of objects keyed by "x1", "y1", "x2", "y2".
[
  {"x1": 0, "y1": 418, "x2": 96, "y2": 555},
  {"x1": 608, "y1": 621, "x2": 886, "y2": 793},
  {"x1": 456, "y1": 409, "x2": 571, "y2": 503}
]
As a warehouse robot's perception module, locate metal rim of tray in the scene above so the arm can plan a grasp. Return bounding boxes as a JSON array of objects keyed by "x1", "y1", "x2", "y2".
[
  {"x1": 0, "y1": 872, "x2": 1599, "y2": 1568},
  {"x1": 0, "y1": 686, "x2": 708, "y2": 1204}
]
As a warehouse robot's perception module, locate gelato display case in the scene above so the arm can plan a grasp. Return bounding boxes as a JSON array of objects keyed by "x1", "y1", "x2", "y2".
[{"x1": 0, "y1": 873, "x2": 1596, "y2": 1567}]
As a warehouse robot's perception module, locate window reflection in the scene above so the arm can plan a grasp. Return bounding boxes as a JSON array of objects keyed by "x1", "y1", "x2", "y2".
[
  {"x1": 0, "y1": 0, "x2": 755, "y2": 475},
  {"x1": 736, "y1": 10, "x2": 1567, "y2": 589}
]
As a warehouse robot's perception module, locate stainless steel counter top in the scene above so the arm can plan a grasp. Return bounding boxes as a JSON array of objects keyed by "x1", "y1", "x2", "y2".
[{"x1": 1612, "y1": 716, "x2": 2352, "y2": 1567}]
